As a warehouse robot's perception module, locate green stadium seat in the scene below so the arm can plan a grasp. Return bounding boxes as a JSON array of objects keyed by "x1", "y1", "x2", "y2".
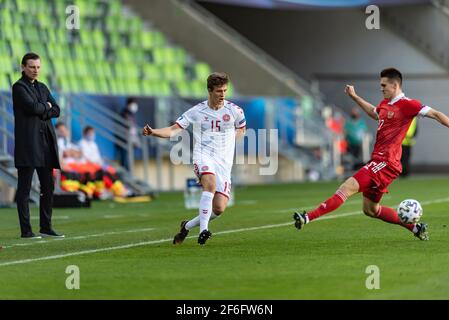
[
  {"x1": 140, "y1": 81, "x2": 153, "y2": 96},
  {"x1": 155, "y1": 80, "x2": 172, "y2": 97},
  {"x1": 0, "y1": 55, "x2": 14, "y2": 73},
  {"x1": 73, "y1": 0, "x2": 89, "y2": 17},
  {"x1": 92, "y1": 30, "x2": 105, "y2": 48},
  {"x1": 97, "y1": 78, "x2": 109, "y2": 94},
  {"x1": 0, "y1": 9, "x2": 13, "y2": 25},
  {"x1": 9, "y1": 40, "x2": 27, "y2": 59},
  {"x1": 58, "y1": 77, "x2": 71, "y2": 93},
  {"x1": 0, "y1": 73, "x2": 10, "y2": 91},
  {"x1": 140, "y1": 31, "x2": 154, "y2": 49},
  {"x1": 27, "y1": 42, "x2": 48, "y2": 59},
  {"x1": 38, "y1": 75, "x2": 49, "y2": 86},
  {"x1": 8, "y1": 72, "x2": 20, "y2": 83},
  {"x1": 227, "y1": 82, "x2": 234, "y2": 97},
  {"x1": 129, "y1": 17, "x2": 143, "y2": 32},
  {"x1": 161, "y1": 64, "x2": 185, "y2": 81},
  {"x1": 142, "y1": 65, "x2": 161, "y2": 80},
  {"x1": 37, "y1": 13, "x2": 53, "y2": 29},
  {"x1": 100, "y1": 62, "x2": 113, "y2": 78},
  {"x1": 124, "y1": 79, "x2": 140, "y2": 95},
  {"x1": 175, "y1": 81, "x2": 191, "y2": 98},
  {"x1": 80, "y1": 76, "x2": 97, "y2": 94},
  {"x1": 15, "y1": 0, "x2": 28, "y2": 13},
  {"x1": 47, "y1": 29, "x2": 68, "y2": 43},
  {"x1": 1, "y1": 0, "x2": 15, "y2": 11},
  {"x1": 114, "y1": 63, "x2": 139, "y2": 79},
  {"x1": 0, "y1": 0, "x2": 227, "y2": 98},
  {"x1": 108, "y1": 0, "x2": 123, "y2": 16},
  {"x1": 69, "y1": 76, "x2": 82, "y2": 93},
  {"x1": 74, "y1": 60, "x2": 89, "y2": 77},
  {"x1": 2, "y1": 24, "x2": 20, "y2": 40},
  {"x1": 0, "y1": 42, "x2": 10, "y2": 56},
  {"x1": 191, "y1": 80, "x2": 207, "y2": 98},
  {"x1": 195, "y1": 63, "x2": 211, "y2": 81},
  {"x1": 174, "y1": 48, "x2": 187, "y2": 64}
]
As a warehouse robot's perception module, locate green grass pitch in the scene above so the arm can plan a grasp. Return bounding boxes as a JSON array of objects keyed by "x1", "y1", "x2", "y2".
[{"x1": 0, "y1": 176, "x2": 448, "y2": 299}]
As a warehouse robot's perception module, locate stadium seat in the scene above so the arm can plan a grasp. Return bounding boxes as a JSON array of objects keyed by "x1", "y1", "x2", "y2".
[
  {"x1": 0, "y1": 0, "x2": 220, "y2": 97},
  {"x1": 195, "y1": 63, "x2": 212, "y2": 81},
  {"x1": 0, "y1": 73, "x2": 10, "y2": 91}
]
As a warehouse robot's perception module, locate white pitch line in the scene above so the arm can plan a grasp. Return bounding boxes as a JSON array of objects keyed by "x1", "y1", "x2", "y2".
[
  {"x1": 1, "y1": 196, "x2": 448, "y2": 268},
  {"x1": 103, "y1": 215, "x2": 125, "y2": 219},
  {"x1": 31, "y1": 216, "x2": 69, "y2": 220},
  {"x1": 239, "y1": 200, "x2": 258, "y2": 205},
  {"x1": 2, "y1": 228, "x2": 155, "y2": 249}
]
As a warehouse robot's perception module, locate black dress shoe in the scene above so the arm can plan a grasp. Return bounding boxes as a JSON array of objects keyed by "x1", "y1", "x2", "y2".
[
  {"x1": 21, "y1": 232, "x2": 42, "y2": 239},
  {"x1": 39, "y1": 229, "x2": 65, "y2": 238}
]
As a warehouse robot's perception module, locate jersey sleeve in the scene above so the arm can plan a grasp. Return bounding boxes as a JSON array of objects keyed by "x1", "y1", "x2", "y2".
[
  {"x1": 404, "y1": 99, "x2": 429, "y2": 118},
  {"x1": 175, "y1": 108, "x2": 195, "y2": 129},
  {"x1": 374, "y1": 100, "x2": 385, "y2": 118},
  {"x1": 233, "y1": 105, "x2": 246, "y2": 129}
]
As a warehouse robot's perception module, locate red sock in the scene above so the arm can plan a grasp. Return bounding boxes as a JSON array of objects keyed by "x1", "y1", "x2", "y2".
[
  {"x1": 375, "y1": 206, "x2": 414, "y2": 231},
  {"x1": 307, "y1": 190, "x2": 348, "y2": 222}
]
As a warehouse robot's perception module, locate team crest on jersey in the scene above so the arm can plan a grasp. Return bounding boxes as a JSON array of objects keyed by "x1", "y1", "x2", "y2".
[
  {"x1": 387, "y1": 111, "x2": 394, "y2": 119},
  {"x1": 222, "y1": 114, "x2": 230, "y2": 122},
  {"x1": 201, "y1": 166, "x2": 209, "y2": 171}
]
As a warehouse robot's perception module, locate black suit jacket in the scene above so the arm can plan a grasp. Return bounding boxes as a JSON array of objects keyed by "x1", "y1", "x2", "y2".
[{"x1": 12, "y1": 76, "x2": 61, "y2": 168}]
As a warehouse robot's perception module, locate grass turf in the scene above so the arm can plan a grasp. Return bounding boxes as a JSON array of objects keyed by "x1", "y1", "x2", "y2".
[{"x1": 0, "y1": 176, "x2": 449, "y2": 299}]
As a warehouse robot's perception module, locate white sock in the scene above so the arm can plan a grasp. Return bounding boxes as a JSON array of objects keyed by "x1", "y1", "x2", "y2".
[
  {"x1": 199, "y1": 191, "x2": 214, "y2": 232},
  {"x1": 186, "y1": 211, "x2": 220, "y2": 230},
  {"x1": 185, "y1": 216, "x2": 200, "y2": 230}
]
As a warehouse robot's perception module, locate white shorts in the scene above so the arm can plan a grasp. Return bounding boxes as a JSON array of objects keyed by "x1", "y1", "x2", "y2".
[{"x1": 193, "y1": 157, "x2": 232, "y2": 200}]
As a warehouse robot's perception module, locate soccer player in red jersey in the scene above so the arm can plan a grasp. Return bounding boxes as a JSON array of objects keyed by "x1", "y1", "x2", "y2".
[{"x1": 293, "y1": 68, "x2": 449, "y2": 240}]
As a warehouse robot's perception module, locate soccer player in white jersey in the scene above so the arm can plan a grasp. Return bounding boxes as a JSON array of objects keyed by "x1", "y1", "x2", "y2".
[{"x1": 142, "y1": 72, "x2": 246, "y2": 245}]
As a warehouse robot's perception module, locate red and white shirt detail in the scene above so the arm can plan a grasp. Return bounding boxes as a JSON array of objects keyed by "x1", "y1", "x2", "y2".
[
  {"x1": 372, "y1": 92, "x2": 431, "y2": 172},
  {"x1": 176, "y1": 100, "x2": 246, "y2": 171}
]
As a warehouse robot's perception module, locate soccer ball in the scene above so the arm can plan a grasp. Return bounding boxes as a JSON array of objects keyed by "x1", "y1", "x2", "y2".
[{"x1": 397, "y1": 199, "x2": 423, "y2": 224}]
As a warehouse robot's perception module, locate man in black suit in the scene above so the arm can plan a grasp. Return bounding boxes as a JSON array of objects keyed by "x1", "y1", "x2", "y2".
[{"x1": 12, "y1": 52, "x2": 64, "y2": 239}]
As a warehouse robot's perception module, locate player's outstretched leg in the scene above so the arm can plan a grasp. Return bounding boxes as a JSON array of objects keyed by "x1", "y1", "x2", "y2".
[
  {"x1": 293, "y1": 190, "x2": 350, "y2": 230},
  {"x1": 173, "y1": 211, "x2": 221, "y2": 245},
  {"x1": 363, "y1": 198, "x2": 429, "y2": 240},
  {"x1": 292, "y1": 177, "x2": 359, "y2": 231},
  {"x1": 293, "y1": 211, "x2": 308, "y2": 230},
  {"x1": 173, "y1": 220, "x2": 189, "y2": 245},
  {"x1": 414, "y1": 223, "x2": 429, "y2": 241}
]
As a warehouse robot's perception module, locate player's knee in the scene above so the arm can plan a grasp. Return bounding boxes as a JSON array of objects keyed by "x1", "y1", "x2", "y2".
[
  {"x1": 212, "y1": 203, "x2": 226, "y2": 216},
  {"x1": 213, "y1": 206, "x2": 225, "y2": 215},
  {"x1": 339, "y1": 177, "x2": 360, "y2": 196},
  {"x1": 363, "y1": 208, "x2": 377, "y2": 217}
]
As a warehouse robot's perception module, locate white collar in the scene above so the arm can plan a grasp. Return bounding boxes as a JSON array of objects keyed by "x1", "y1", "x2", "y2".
[{"x1": 388, "y1": 92, "x2": 405, "y2": 105}]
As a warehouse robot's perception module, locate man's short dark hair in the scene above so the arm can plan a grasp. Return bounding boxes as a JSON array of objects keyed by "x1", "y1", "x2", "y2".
[
  {"x1": 21, "y1": 52, "x2": 40, "y2": 66},
  {"x1": 83, "y1": 126, "x2": 94, "y2": 135},
  {"x1": 380, "y1": 68, "x2": 402, "y2": 85},
  {"x1": 207, "y1": 72, "x2": 229, "y2": 91}
]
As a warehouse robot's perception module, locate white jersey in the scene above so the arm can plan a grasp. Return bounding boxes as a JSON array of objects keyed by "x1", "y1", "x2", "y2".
[{"x1": 176, "y1": 100, "x2": 246, "y2": 171}]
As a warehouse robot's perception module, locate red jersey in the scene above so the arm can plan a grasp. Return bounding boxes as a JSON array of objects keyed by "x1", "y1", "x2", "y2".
[{"x1": 371, "y1": 93, "x2": 430, "y2": 172}]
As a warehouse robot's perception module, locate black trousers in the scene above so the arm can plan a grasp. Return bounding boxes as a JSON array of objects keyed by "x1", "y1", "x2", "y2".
[
  {"x1": 16, "y1": 167, "x2": 54, "y2": 235},
  {"x1": 400, "y1": 146, "x2": 412, "y2": 177}
]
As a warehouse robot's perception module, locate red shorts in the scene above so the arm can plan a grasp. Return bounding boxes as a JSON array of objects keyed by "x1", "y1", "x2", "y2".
[{"x1": 353, "y1": 160, "x2": 400, "y2": 203}]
